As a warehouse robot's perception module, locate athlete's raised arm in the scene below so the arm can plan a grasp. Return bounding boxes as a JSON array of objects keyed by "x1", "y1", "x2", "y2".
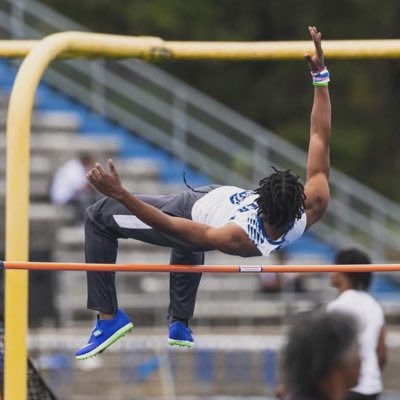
[
  {"x1": 303, "y1": 26, "x2": 332, "y2": 229},
  {"x1": 86, "y1": 160, "x2": 259, "y2": 257}
]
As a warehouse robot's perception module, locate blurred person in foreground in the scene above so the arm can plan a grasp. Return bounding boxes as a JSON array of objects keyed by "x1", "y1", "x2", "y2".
[
  {"x1": 50, "y1": 152, "x2": 99, "y2": 221},
  {"x1": 328, "y1": 249, "x2": 387, "y2": 400},
  {"x1": 281, "y1": 310, "x2": 361, "y2": 400},
  {"x1": 75, "y1": 26, "x2": 332, "y2": 360}
]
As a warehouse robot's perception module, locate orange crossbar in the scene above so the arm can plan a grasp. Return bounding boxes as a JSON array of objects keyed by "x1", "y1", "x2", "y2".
[{"x1": 1, "y1": 261, "x2": 399, "y2": 273}]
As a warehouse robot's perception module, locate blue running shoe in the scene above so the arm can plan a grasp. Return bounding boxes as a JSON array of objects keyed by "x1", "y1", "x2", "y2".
[
  {"x1": 75, "y1": 309, "x2": 133, "y2": 360},
  {"x1": 168, "y1": 321, "x2": 194, "y2": 348}
]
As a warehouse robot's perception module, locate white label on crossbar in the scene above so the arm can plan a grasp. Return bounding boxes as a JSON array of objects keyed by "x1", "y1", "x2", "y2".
[{"x1": 239, "y1": 265, "x2": 263, "y2": 272}]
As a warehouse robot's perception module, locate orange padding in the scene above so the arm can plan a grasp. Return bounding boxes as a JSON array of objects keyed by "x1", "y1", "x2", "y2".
[{"x1": 2, "y1": 261, "x2": 400, "y2": 273}]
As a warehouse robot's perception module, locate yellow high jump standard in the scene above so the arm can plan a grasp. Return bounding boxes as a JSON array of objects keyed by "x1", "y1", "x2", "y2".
[{"x1": 5, "y1": 32, "x2": 400, "y2": 400}]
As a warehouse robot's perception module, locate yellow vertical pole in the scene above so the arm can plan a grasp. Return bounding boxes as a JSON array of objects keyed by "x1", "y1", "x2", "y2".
[
  {"x1": 4, "y1": 41, "x2": 55, "y2": 400},
  {"x1": 4, "y1": 276, "x2": 29, "y2": 400},
  {"x1": 4, "y1": 65, "x2": 33, "y2": 400}
]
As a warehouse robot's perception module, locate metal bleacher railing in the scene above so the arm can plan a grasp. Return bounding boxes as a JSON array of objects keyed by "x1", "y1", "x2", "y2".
[{"x1": 1, "y1": 0, "x2": 400, "y2": 261}]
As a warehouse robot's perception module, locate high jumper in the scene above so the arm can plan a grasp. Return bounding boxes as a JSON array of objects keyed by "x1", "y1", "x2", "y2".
[{"x1": 75, "y1": 26, "x2": 331, "y2": 360}]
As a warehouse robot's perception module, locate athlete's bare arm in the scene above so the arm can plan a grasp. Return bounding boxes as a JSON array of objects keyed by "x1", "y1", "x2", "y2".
[
  {"x1": 303, "y1": 26, "x2": 331, "y2": 229},
  {"x1": 87, "y1": 160, "x2": 260, "y2": 257}
]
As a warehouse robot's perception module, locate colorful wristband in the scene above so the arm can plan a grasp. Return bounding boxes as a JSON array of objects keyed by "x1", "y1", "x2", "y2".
[{"x1": 311, "y1": 67, "x2": 330, "y2": 86}]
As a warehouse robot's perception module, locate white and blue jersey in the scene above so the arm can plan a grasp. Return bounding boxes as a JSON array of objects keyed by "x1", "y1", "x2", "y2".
[{"x1": 191, "y1": 186, "x2": 307, "y2": 257}]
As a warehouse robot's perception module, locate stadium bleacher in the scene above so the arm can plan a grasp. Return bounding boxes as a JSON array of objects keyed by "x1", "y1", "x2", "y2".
[
  {"x1": 1, "y1": 57, "x2": 399, "y2": 330},
  {"x1": 1, "y1": 54, "x2": 400, "y2": 399}
]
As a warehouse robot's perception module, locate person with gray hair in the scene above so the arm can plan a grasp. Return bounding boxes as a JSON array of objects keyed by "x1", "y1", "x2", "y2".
[{"x1": 281, "y1": 310, "x2": 361, "y2": 400}]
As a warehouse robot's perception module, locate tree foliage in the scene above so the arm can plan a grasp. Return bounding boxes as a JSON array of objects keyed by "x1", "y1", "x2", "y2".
[{"x1": 41, "y1": 0, "x2": 400, "y2": 200}]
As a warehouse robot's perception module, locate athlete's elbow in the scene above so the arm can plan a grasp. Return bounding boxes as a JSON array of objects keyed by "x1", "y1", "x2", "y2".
[
  {"x1": 305, "y1": 192, "x2": 329, "y2": 226},
  {"x1": 312, "y1": 197, "x2": 329, "y2": 221}
]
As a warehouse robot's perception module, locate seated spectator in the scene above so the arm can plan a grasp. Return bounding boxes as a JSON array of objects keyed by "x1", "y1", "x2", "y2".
[
  {"x1": 259, "y1": 250, "x2": 305, "y2": 294},
  {"x1": 259, "y1": 250, "x2": 283, "y2": 293},
  {"x1": 50, "y1": 152, "x2": 100, "y2": 221}
]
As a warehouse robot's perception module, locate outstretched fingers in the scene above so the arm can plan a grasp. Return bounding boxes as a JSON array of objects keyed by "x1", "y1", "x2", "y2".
[
  {"x1": 85, "y1": 159, "x2": 124, "y2": 199},
  {"x1": 108, "y1": 159, "x2": 117, "y2": 175},
  {"x1": 86, "y1": 169, "x2": 96, "y2": 185},
  {"x1": 95, "y1": 162, "x2": 105, "y2": 175},
  {"x1": 86, "y1": 162, "x2": 104, "y2": 184},
  {"x1": 309, "y1": 26, "x2": 323, "y2": 54},
  {"x1": 305, "y1": 26, "x2": 324, "y2": 71}
]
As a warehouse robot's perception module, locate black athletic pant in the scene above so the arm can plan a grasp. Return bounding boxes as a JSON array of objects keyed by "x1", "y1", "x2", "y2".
[
  {"x1": 84, "y1": 186, "x2": 218, "y2": 320},
  {"x1": 346, "y1": 391, "x2": 380, "y2": 400}
]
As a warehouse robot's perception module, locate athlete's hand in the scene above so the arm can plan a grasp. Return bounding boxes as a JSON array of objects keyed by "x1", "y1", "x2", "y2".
[
  {"x1": 305, "y1": 26, "x2": 325, "y2": 71},
  {"x1": 86, "y1": 159, "x2": 125, "y2": 200}
]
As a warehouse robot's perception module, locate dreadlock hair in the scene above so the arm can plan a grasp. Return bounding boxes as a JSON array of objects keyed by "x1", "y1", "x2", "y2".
[{"x1": 255, "y1": 167, "x2": 306, "y2": 230}]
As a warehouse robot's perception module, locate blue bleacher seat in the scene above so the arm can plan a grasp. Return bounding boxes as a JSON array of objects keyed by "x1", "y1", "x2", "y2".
[
  {"x1": 261, "y1": 349, "x2": 277, "y2": 388},
  {"x1": 223, "y1": 351, "x2": 251, "y2": 383},
  {"x1": 195, "y1": 349, "x2": 215, "y2": 384}
]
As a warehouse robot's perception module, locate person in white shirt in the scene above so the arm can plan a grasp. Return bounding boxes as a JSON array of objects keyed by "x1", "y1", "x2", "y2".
[
  {"x1": 50, "y1": 152, "x2": 98, "y2": 220},
  {"x1": 328, "y1": 249, "x2": 387, "y2": 400}
]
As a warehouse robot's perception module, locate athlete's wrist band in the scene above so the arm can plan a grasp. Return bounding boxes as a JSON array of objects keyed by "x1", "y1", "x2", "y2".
[{"x1": 311, "y1": 67, "x2": 330, "y2": 86}]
